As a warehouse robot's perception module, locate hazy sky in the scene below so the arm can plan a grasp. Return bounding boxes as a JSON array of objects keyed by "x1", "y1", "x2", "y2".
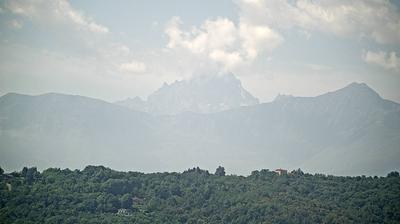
[{"x1": 0, "y1": 0, "x2": 399, "y2": 103}]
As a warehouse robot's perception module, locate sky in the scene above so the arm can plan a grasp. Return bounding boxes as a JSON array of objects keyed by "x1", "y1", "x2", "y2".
[{"x1": 0, "y1": 0, "x2": 399, "y2": 103}]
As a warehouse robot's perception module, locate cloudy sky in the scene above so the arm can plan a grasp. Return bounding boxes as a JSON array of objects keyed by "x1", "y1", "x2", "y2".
[{"x1": 0, "y1": 0, "x2": 399, "y2": 103}]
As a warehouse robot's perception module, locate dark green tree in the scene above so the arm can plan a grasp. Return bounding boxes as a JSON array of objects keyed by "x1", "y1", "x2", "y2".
[
  {"x1": 120, "y1": 194, "x2": 132, "y2": 209},
  {"x1": 215, "y1": 166, "x2": 225, "y2": 176},
  {"x1": 387, "y1": 171, "x2": 399, "y2": 178},
  {"x1": 24, "y1": 167, "x2": 39, "y2": 184}
]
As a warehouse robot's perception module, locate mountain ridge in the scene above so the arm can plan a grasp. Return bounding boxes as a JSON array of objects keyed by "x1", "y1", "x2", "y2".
[
  {"x1": 2, "y1": 81, "x2": 398, "y2": 112},
  {"x1": 0, "y1": 81, "x2": 399, "y2": 176}
]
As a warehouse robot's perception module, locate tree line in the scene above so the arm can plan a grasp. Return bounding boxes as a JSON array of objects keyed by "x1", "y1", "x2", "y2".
[{"x1": 0, "y1": 166, "x2": 399, "y2": 223}]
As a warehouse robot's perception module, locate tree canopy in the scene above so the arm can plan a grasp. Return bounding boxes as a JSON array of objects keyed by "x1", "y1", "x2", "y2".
[{"x1": 0, "y1": 166, "x2": 399, "y2": 223}]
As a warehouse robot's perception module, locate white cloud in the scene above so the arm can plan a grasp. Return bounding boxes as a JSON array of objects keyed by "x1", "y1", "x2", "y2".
[
  {"x1": 165, "y1": 16, "x2": 282, "y2": 71},
  {"x1": 1, "y1": 0, "x2": 141, "y2": 78},
  {"x1": 3, "y1": 0, "x2": 109, "y2": 34},
  {"x1": 164, "y1": 0, "x2": 400, "y2": 73},
  {"x1": 363, "y1": 50, "x2": 400, "y2": 71},
  {"x1": 165, "y1": 17, "x2": 237, "y2": 54},
  {"x1": 119, "y1": 60, "x2": 147, "y2": 74},
  {"x1": 238, "y1": 0, "x2": 400, "y2": 44},
  {"x1": 164, "y1": 0, "x2": 400, "y2": 74},
  {"x1": 209, "y1": 50, "x2": 243, "y2": 70},
  {"x1": 239, "y1": 23, "x2": 282, "y2": 60},
  {"x1": 67, "y1": 9, "x2": 109, "y2": 33}
]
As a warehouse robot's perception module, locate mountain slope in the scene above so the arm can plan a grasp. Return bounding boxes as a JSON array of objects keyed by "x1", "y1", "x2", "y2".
[
  {"x1": 0, "y1": 93, "x2": 157, "y2": 172},
  {"x1": 202, "y1": 83, "x2": 400, "y2": 175},
  {"x1": 0, "y1": 83, "x2": 399, "y2": 175}
]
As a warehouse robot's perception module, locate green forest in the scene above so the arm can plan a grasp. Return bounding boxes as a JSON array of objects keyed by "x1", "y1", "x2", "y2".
[{"x1": 0, "y1": 166, "x2": 399, "y2": 224}]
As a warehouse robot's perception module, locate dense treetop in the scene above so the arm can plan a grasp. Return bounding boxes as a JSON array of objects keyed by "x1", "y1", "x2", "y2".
[{"x1": 1, "y1": 166, "x2": 399, "y2": 224}]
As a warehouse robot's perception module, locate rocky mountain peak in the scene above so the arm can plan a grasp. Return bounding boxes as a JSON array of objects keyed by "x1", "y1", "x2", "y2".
[{"x1": 116, "y1": 73, "x2": 259, "y2": 115}]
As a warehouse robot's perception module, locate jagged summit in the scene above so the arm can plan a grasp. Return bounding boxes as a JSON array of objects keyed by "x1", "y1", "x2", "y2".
[
  {"x1": 116, "y1": 73, "x2": 259, "y2": 115},
  {"x1": 273, "y1": 94, "x2": 294, "y2": 102}
]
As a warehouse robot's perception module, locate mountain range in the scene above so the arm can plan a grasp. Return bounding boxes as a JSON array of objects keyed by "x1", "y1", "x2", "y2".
[{"x1": 0, "y1": 74, "x2": 399, "y2": 176}]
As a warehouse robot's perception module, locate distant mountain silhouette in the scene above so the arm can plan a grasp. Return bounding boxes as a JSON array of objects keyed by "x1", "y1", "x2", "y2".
[{"x1": 0, "y1": 81, "x2": 399, "y2": 176}]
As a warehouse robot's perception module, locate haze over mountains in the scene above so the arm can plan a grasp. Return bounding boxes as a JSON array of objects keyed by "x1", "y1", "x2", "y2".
[{"x1": 0, "y1": 74, "x2": 399, "y2": 176}]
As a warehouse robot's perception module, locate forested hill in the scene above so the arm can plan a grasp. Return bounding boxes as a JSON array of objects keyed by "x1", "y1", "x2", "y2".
[{"x1": 1, "y1": 166, "x2": 399, "y2": 224}]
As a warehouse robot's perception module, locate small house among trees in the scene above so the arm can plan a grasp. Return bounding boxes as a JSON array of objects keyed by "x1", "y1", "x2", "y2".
[
  {"x1": 117, "y1": 208, "x2": 131, "y2": 216},
  {"x1": 275, "y1": 168, "x2": 287, "y2": 175}
]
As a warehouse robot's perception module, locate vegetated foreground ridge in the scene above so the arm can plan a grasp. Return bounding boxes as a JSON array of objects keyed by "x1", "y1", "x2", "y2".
[{"x1": 0, "y1": 166, "x2": 399, "y2": 224}]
